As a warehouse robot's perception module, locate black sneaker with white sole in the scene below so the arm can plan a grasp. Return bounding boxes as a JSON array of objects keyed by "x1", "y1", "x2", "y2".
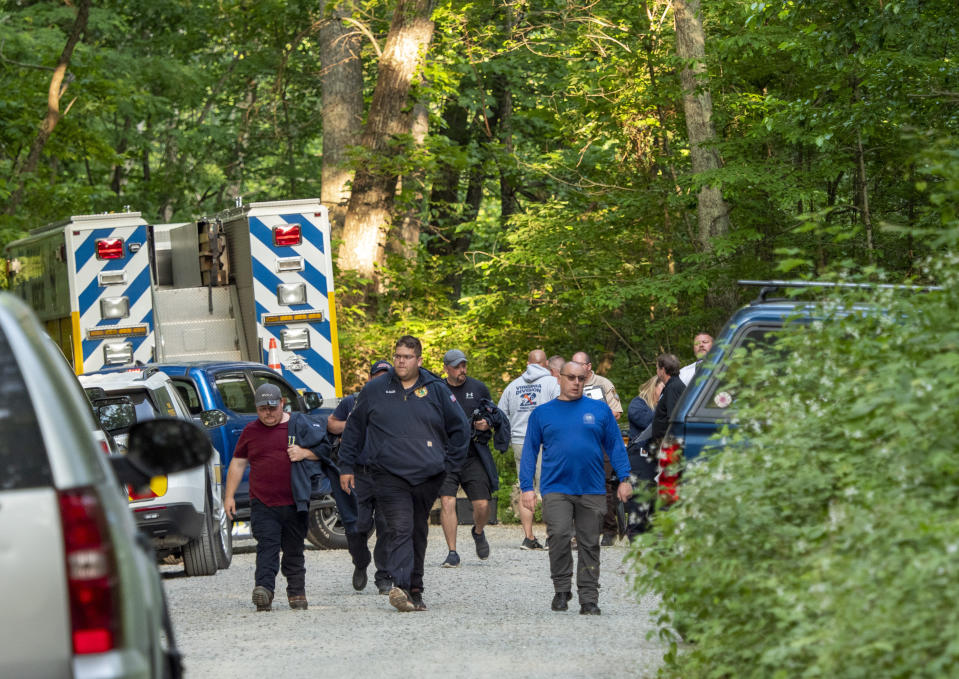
[
  {"x1": 472, "y1": 527, "x2": 490, "y2": 560},
  {"x1": 521, "y1": 537, "x2": 546, "y2": 551}
]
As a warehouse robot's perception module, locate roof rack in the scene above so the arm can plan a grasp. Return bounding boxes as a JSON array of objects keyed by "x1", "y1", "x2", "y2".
[{"x1": 737, "y1": 279, "x2": 943, "y2": 303}]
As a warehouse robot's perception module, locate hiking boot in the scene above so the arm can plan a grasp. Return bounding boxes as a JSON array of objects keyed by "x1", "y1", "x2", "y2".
[
  {"x1": 441, "y1": 550, "x2": 461, "y2": 567},
  {"x1": 375, "y1": 580, "x2": 393, "y2": 595},
  {"x1": 388, "y1": 587, "x2": 416, "y2": 612},
  {"x1": 580, "y1": 602, "x2": 602, "y2": 615},
  {"x1": 521, "y1": 537, "x2": 545, "y2": 551},
  {"x1": 600, "y1": 533, "x2": 616, "y2": 547},
  {"x1": 472, "y1": 527, "x2": 490, "y2": 560},
  {"x1": 252, "y1": 586, "x2": 273, "y2": 612},
  {"x1": 551, "y1": 591, "x2": 572, "y2": 612},
  {"x1": 410, "y1": 590, "x2": 427, "y2": 611},
  {"x1": 288, "y1": 594, "x2": 308, "y2": 610},
  {"x1": 352, "y1": 566, "x2": 368, "y2": 591}
]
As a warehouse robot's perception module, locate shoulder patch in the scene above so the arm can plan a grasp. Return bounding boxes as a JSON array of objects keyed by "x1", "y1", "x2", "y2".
[{"x1": 450, "y1": 393, "x2": 457, "y2": 402}]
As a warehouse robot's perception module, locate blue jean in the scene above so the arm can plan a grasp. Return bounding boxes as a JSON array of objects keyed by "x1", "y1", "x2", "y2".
[
  {"x1": 250, "y1": 499, "x2": 308, "y2": 595},
  {"x1": 353, "y1": 469, "x2": 392, "y2": 586},
  {"x1": 374, "y1": 469, "x2": 445, "y2": 592}
]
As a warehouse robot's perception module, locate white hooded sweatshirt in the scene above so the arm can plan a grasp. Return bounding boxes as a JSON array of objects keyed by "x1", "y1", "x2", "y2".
[{"x1": 497, "y1": 363, "x2": 560, "y2": 444}]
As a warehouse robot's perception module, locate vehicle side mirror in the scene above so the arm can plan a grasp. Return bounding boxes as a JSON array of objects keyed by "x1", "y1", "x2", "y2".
[
  {"x1": 97, "y1": 402, "x2": 137, "y2": 432},
  {"x1": 302, "y1": 391, "x2": 323, "y2": 411},
  {"x1": 196, "y1": 409, "x2": 227, "y2": 429},
  {"x1": 111, "y1": 418, "x2": 212, "y2": 488}
]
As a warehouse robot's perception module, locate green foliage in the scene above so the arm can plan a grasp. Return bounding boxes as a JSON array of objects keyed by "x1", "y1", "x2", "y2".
[{"x1": 631, "y1": 143, "x2": 959, "y2": 677}]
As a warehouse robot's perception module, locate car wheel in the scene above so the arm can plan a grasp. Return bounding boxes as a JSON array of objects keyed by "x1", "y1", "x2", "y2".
[
  {"x1": 213, "y1": 490, "x2": 232, "y2": 570},
  {"x1": 183, "y1": 493, "x2": 218, "y2": 576},
  {"x1": 306, "y1": 494, "x2": 348, "y2": 549}
]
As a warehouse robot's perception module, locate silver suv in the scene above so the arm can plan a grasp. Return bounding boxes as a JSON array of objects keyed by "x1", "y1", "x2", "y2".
[
  {"x1": 79, "y1": 370, "x2": 232, "y2": 576},
  {"x1": 0, "y1": 292, "x2": 210, "y2": 678}
]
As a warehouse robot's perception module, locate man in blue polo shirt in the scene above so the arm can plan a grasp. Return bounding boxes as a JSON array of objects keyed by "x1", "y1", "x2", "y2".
[{"x1": 520, "y1": 360, "x2": 632, "y2": 616}]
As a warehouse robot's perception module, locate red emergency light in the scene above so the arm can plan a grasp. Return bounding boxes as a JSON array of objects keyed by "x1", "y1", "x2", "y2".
[
  {"x1": 95, "y1": 238, "x2": 124, "y2": 260},
  {"x1": 273, "y1": 224, "x2": 301, "y2": 247}
]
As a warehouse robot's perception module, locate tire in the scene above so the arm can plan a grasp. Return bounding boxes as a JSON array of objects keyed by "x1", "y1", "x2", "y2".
[
  {"x1": 213, "y1": 490, "x2": 233, "y2": 570},
  {"x1": 183, "y1": 493, "x2": 218, "y2": 576},
  {"x1": 306, "y1": 494, "x2": 349, "y2": 550}
]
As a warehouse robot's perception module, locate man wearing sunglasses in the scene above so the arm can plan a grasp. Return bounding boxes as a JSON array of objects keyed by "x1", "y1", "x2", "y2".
[{"x1": 520, "y1": 361, "x2": 632, "y2": 616}]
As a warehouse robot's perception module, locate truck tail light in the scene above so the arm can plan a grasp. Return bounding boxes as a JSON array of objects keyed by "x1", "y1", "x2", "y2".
[
  {"x1": 657, "y1": 437, "x2": 684, "y2": 504},
  {"x1": 273, "y1": 224, "x2": 301, "y2": 246},
  {"x1": 95, "y1": 238, "x2": 124, "y2": 260},
  {"x1": 58, "y1": 488, "x2": 119, "y2": 655}
]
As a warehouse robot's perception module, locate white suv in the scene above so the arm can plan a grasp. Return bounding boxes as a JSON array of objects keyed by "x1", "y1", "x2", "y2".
[{"x1": 79, "y1": 370, "x2": 232, "y2": 576}]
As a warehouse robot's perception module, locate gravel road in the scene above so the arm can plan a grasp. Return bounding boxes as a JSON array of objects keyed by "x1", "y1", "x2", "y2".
[{"x1": 163, "y1": 524, "x2": 665, "y2": 678}]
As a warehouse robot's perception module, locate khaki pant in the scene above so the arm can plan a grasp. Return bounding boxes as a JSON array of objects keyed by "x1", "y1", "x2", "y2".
[{"x1": 542, "y1": 493, "x2": 606, "y2": 605}]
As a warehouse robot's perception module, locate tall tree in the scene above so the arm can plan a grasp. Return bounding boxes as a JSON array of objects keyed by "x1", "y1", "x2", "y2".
[
  {"x1": 319, "y1": 2, "x2": 365, "y2": 237},
  {"x1": 337, "y1": 0, "x2": 436, "y2": 286},
  {"x1": 672, "y1": 0, "x2": 731, "y2": 250},
  {"x1": 5, "y1": 0, "x2": 91, "y2": 216}
]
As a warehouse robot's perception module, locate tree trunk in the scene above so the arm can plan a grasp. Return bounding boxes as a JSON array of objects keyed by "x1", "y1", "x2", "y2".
[
  {"x1": 673, "y1": 0, "x2": 731, "y2": 249},
  {"x1": 390, "y1": 101, "x2": 429, "y2": 259},
  {"x1": 319, "y1": 3, "x2": 364, "y2": 239},
  {"x1": 5, "y1": 0, "x2": 91, "y2": 215},
  {"x1": 337, "y1": 0, "x2": 436, "y2": 286}
]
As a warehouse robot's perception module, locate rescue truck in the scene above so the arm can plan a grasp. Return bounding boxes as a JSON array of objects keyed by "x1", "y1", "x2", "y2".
[{"x1": 4, "y1": 199, "x2": 343, "y2": 401}]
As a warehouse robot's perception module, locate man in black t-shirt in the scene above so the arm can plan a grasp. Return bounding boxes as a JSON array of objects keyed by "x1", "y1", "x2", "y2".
[{"x1": 438, "y1": 349, "x2": 497, "y2": 567}]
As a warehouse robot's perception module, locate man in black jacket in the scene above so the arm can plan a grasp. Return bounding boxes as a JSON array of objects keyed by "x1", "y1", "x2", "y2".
[
  {"x1": 339, "y1": 335, "x2": 470, "y2": 612},
  {"x1": 650, "y1": 353, "x2": 684, "y2": 446}
]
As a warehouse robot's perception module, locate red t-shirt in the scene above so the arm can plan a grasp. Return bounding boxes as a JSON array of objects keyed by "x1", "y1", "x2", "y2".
[{"x1": 233, "y1": 419, "x2": 294, "y2": 507}]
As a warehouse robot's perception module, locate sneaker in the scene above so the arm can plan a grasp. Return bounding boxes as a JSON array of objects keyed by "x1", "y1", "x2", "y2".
[
  {"x1": 410, "y1": 590, "x2": 427, "y2": 611},
  {"x1": 521, "y1": 537, "x2": 545, "y2": 551},
  {"x1": 352, "y1": 566, "x2": 368, "y2": 591},
  {"x1": 288, "y1": 594, "x2": 308, "y2": 610},
  {"x1": 600, "y1": 533, "x2": 616, "y2": 547},
  {"x1": 441, "y1": 550, "x2": 461, "y2": 567},
  {"x1": 551, "y1": 591, "x2": 572, "y2": 612},
  {"x1": 388, "y1": 587, "x2": 416, "y2": 612},
  {"x1": 375, "y1": 580, "x2": 393, "y2": 595},
  {"x1": 252, "y1": 586, "x2": 273, "y2": 612},
  {"x1": 580, "y1": 602, "x2": 602, "y2": 615},
  {"x1": 472, "y1": 527, "x2": 490, "y2": 560}
]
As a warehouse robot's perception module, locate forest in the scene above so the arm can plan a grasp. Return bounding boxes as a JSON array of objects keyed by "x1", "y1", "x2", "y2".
[{"x1": 1, "y1": 0, "x2": 956, "y2": 395}]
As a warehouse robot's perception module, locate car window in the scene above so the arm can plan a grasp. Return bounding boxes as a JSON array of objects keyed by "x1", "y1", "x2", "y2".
[
  {"x1": 152, "y1": 385, "x2": 182, "y2": 418},
  {"x1": 0, "y1": 328, "x2": 52, "y2": 490},
  {"x1": 249, "y1": 372, "x2": 301, "y2": 412},
  {"x1": 691, "y1": 325, "x2": 779, "y2": 419},
  {"x1": 215, "y1": 373, "x2": 256, "y2": 413},
  {"x1": 172, "y1": 378, "x2": 203, "y2": 415}
]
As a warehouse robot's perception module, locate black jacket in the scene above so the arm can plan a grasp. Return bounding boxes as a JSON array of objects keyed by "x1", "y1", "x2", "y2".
[
  {"x1": 287, "y1": 412, "x2": 333, "y2": 512},
  {"x1": 339, "y1": 367, "x2": 470, "y2": 485},
  {"x1": 469, "y1": 398, "x2": 511, "y2": 491},
  {"x1": 651, "y1": 375, "x2": 685, "y2": 444}
]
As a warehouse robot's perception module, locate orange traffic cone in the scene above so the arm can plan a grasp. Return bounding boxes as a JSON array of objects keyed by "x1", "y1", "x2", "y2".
[{"x1": 267, "y1": 337, "x2": 281, "y2": 371}]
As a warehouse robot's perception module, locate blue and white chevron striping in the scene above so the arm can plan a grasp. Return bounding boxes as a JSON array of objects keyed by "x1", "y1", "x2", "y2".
[
  {"x1": 248, "y1": 212, "x2": 336, "y2": 397},
  {"x1": 72, "y1": 224, "x2": 155, "y2": 371}
]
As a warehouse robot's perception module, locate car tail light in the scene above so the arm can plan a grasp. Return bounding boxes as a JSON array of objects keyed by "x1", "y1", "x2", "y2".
[
  {"x1": 95, "y1": 238, "x2": 124, "y2": 260},
  {"x1": 58, "y1": 488, "x2": 119, "y2": 655},
  {"x1": 128, "y1": 475, "x2": 167, "y2": 501},
  {"x1": 657, "y1": 438, "x2": 684, "y2": 504},
  {"x1": 273, "y1": 224, "x2": 301, "y2": 246}
]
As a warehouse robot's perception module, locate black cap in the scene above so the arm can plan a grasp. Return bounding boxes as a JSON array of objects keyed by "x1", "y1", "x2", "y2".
[
  {"x1": 254, "y1": 383, "x2": 283, "y2": 407},
  {"x1": 443, "y1": 349, "x2": 467, "y2": 366},
  {"x1": 370, "y1": 360, "x2": 392, "y2": 376}
]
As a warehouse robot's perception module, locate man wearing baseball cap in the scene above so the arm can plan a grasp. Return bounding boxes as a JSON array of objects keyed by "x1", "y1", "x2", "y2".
[
  {"x1": 327, "y1": 359, "x2": 393, "y2": 593},
  {"x1": 437, "y1": 349, "x2": 505, "y2": 567},
  {"x1": 224, "y1": 383, "x2": 333, "y2": 611}
]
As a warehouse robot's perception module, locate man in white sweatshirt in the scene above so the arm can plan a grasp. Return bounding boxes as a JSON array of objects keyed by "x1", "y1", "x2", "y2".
[{"x1": 498, "y1": 349, "x2": 560, "y2": 549}]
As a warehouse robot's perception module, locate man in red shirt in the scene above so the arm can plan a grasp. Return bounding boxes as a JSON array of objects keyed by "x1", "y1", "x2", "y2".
[{"x1": 224, "y1": 384, "x2": 323, "y2": 611}]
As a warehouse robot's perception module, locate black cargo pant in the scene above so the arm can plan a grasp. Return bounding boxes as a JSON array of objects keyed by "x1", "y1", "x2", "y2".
[
  {"x1": 349, "y1": 468, "x2": 392, "y2": 588},
  {"x1": 250, "y1": 499, "x2": 308, "y2": 595},
  {"x1": 374, "y1": 469, "x2": 445, "y2": 593},
  {"x1": 543, "y1": 493, "x2": 606, "y2": 605}
]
